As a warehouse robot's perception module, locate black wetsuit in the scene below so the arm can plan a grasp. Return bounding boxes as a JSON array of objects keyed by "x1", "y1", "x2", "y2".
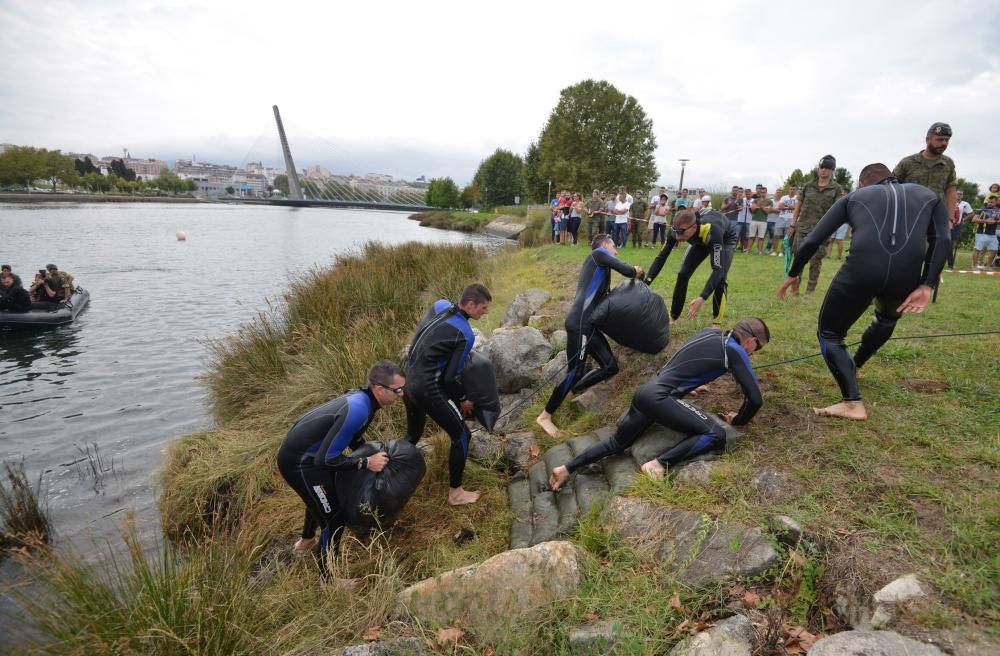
[
  {"x1": 0, "y1": 283, "x2": 31, "y2": 312},
  {"x1": 646, "y1": 210, "x2": 738, "y2": 322},
  {"x1": 404, "y1": 299, "x2": 476, "y2": 489},
  {"x1": 276, "y1": 388, "x2": 380, "y2": 562},
  {"x1": 788, "y1": 180, "x2": 949, "y2": 402},
  {"x1": 565, "y1": 328, "x2": 762, "y2": 472},
  {"x1": 544, "y1": 247, "x2": 640, "y2": 415}
]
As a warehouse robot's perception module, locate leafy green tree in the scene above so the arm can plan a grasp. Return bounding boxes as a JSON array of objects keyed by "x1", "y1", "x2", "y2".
[
  {"x1": 537, "y1": 79, "x2": 657, "y2": 194},
  {"x1": 472, "y1": 148, "x2": 523, "y2": 208},
  {"x1": 834, "y1": 167, "x2": 854, "y2": 193},
  {"x1": 225, "y1": 185, "x2": 236, "y2": 196},
  {"x1": 522, "y1": 140, "x2": 547, "y2": 203},
  {"x1": 782, "y1": 168, "x2": 810, "y2": 190},
  {"x1": 424, "y1": 177, "x2": 460, "y2": 208},
  {"x1": 954, "y1": 177, "x2": 981, "y2": 207},
  {"x1": 44, "y1": 150, "x2": 78, "y2": 190},
  {"x1": 459, "y1": 184, "x2": 478, "y2": 209},
  {"x1": 74, "y1": 157, "x2": 99, "y2": 176},
  {"x1": 109, "y1": 158, "x2": 137, "y2": 182},
  {"x1": 273, "y1": 174, "x2": 289, "y2": 195},
  {"x1": 0, "y1": 146, "x2": 49, "y2": 188}
]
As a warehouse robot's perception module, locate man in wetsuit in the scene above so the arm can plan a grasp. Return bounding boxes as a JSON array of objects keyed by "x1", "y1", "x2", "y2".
[
  {"x1": 404, "y1": 283, "x2": 491, "y2": 505},
  {"x1": 788, "y1": 156, "x2": 844, "y2": 294},
  {"x1": 777, "y1": 163, "x2": 949, "y2": 420},
  {"x1": 549, "y1": 317, "x2": 768, "y2": 490},
  {"x1": 276, "y1": 360, "x2": 406, "y2": 564},
  {"x1": 536, "y1": 234, "x2": 644, "y2": 438},
  {"x1": 645, "y1": 208, "x2": 738, "y2": 324}
]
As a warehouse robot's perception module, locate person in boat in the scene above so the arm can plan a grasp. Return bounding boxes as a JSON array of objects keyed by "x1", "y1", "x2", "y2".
[
  {"x1": 44, "y1": 264, "x2": 74, "y2": 304},
  {"x1": 0, "y1": 272, "x2": 32, "y2": 312},
  {"x1": 30, "y1": 270, "x2": 58, "y2": 303}
]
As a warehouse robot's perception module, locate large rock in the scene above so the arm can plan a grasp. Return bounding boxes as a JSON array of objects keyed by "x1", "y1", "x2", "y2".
[
  {"x1": 670, "y1": 614, "x2": 753, "y2": 656},
  {"x1": 501, "y1": 288, "x2": 552, "y2": 327},
  {"x1": 468, "y1": 432, "x2": 504, "y2": 468},
  {"x1": 571, "y1": 380, "x2": 616, "y2": 413},
  {"x1": 541, "y1": 350, "x2": 568, "y2": 386},
  {"x1": 395, "y1": 541, "x2": 584, "y2": 637},
  {"x1": 503, "y1": 431, "x2": 539, "y2": 471},
  {"x1": 873, "y1": 574, "x2": 926, "y2": 604},
  {"x1": 600, "y1": 496, "x2": 778, "y2": 586},
  {"x1": 551, "y1": 329, "x2": 568, "y2": 352},
  {"x1": 493, "y1": 390, "x2": 534, "y2": 435},
  {"x1": 337, "y1": 638, "x2": 426, "y2": 655},
  {"x1": 673, "y1": 460, "x2": 719, "y2": 486},
  {"x1": 481, "y1": 327, "x2": 553, "y2": 393},
  {"x1": 809, "y1": 630, "x2": 944, "y2": 656}
]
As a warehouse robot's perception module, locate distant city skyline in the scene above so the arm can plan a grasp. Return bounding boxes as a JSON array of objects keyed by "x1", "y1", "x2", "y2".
[{"x1": 2, "y1": 1, "x2": 998, "y2": 191}]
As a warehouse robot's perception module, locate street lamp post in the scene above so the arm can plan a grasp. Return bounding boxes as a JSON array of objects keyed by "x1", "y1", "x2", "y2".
[
  {"x1": 547, "y1": 180, "x2": 552, "y2": 204},
  {"x1": 678, "y1": 159, "x2": 690, "y2": 195}
]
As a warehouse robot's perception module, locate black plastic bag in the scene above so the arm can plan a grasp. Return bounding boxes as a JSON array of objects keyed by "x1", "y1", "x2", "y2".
[
  {"x1": 463, "y1": 350, "x2": 501, "y2": 432},
  {"x1": 590, "y1": 279, "x2": 670, "y2": 354},
  {"x1": 333, "y1": 439, "x2": 426, "y2": 532}
]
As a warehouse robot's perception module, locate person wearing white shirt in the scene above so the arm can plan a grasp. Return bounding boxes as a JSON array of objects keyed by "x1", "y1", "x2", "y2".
[
  {"x1": 949, "y1": 190, "x2": 974, "y2": 269},
  {"x1": 772, "y1": 186, "x2": 798, "y2": 256},
  {"x1": 735, "y1": 188, "x2": 754, "y2": 252},
  {"x1": 613, "y1": 191, "x2": 631, "y2": 247}
]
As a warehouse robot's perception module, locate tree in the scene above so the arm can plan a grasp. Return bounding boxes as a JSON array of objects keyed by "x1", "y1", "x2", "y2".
[
  {"x1": 522, "y1": 140, "x2": 548, "y2": 203},
  {"x1": 781, "y1": 168, "x2": 810, "y2": 190},
  {"x1": 44, "y1": 150, "x2": 78, "y2": 190},
  {"x1": 834, "y1": 167, "x2": 854, "y2": 193},
  {"x1": 74, "y1": 157, "x2": 98, "y2": 176},
  {"x1": 459, "y1": 184, "x2": 478, "y2": 209},
  {"x1": 0, "y1": 146, "x2": 49, "y2": 188},
  {"x1": 537, "y1": 79, "x2": 657, "y2": 194},
  {"x1": 273, "y1": 174, "x2": 289, "y2": 195},
  {"x1": 954, "y1": 177, "x2": 981, "y2": 206},
  {"x1": 472, "y1": 148, "x2": 523, "y2": 208},
  {"x1": 225, "y1": 185, "x2": 236, "y2": 196},
  {"x1": 109, "y1": 158, "x2": 137, "y2": 182},
  {"x1": 424, "y1": 177, "x2": 460, "y2": 209}
]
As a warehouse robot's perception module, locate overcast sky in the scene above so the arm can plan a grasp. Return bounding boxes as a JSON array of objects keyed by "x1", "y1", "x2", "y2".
[{"x1": 1, "y1": 0, "x2": 997, "y2": 190}]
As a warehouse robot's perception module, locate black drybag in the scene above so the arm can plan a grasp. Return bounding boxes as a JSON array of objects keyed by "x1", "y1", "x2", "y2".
[
  {"x1": 590, "y1": 280, "x2": 670, "y2": 354},
  {"x1": 333, "y1": 439, "x2": 426, "y2": 532},
  {"x1": 463, "y1": 350, "x2": 501, "y2": 432}
]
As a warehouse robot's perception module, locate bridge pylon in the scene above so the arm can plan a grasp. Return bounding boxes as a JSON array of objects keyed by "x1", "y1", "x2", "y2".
[{"x1": 272, "y1": 105, "x2": 304, "y2": 201}]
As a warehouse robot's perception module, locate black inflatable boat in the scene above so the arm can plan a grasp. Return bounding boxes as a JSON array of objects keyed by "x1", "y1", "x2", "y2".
[{"x1": 0, "y1": 288, "x2": 90, "y2": 326}]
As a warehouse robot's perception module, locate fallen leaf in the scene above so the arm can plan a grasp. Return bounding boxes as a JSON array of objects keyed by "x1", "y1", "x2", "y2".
[
  {"x1": 675, "y1": 619, "x2": 690, "y2": 634},
  {"x1": 788, "y1": 548, "x2": 807, "y2": 567},
  {"x1": 729, "y1": 584, "x2": 746, "y2": 597},
  {"x1": 362, "y1": 626, "x2": 381, "y2": 642},
  {"x1": 436, "y1": 627, "x2": 465, "y2": 646},
  {"x1": 670, "y1": 591, "x2": 686, "y2": 614},
  {"x1": 742, "y1": 590, "x2": 760, "y2": 609}
]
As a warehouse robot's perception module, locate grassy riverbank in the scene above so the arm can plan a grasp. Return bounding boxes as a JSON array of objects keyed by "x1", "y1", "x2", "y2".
[
  {"x1": 6, "y1": 239, "x2": 998, "y2": 653},
  {"x1": 408, "y1": 210, "x2": 494, "y2": 232}
]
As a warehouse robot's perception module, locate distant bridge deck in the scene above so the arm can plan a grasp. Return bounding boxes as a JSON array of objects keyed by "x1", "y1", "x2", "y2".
[{"x1": 247, "y1": 198, "x2": 435, "y2": 212}]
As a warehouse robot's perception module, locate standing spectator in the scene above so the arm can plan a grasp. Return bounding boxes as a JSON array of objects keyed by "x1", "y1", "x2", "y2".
[
  {"x1": 735, "y1": 187, "x2": 754, "y2": 252},
  {"x1": 773, "y1": 185, "x2": 798, "y2": 256},
  {"x1": 699, "y1": 191, "x2": 713, "y2": 211},
  {"x1": 613, "y1": 190, "x2": 631, "y2": 247},
  {"x1": 721, "y1": 186, "x2": 741, "y2": 222},
  {"x1": 559, "y1": 192, "x2": 573, "y2": 245},
  {"x1": 585, "y1": 190, "x2": 605, "y2": 242},
  {"x1": 748, "y1": 186, "x2": 771, "y2": 255},
  {"x1": 948, "y1": 190, "x2": 974, "y2": 269},
  {"x1": 605, "y1": 192, "x2": 617, "y2": 235},
  {"x1": 893, "y1": 122, "x2": 957, "y2": 220},
  {"x1": 789, "y1": 155, "x2": 844, "y2": 293},
  {"x1": 650, "y1": 186, "x2": 667, "y2": 205},
  {"x1": 569, "y1": 193, "x2": 584, "y2": 245},
  {"x1": 764, "y1": 188, "x2": 782, "y2": 252},
  {"x1": 985, "y1": 183, "x2": 1000, "y2": 205},
  {"x1": 692, "y1": 188, "x2": 705, "y2": 211},
  {"x1": 550, "y1": 194, "x2": 560, "y2": 243},
  {"x1": 971, "y1": 196, "x2": 999, "y2": 270},
  {"x1": 675, "y1": 189, "x2": 692, "y2": 210},
  {"x1": 651, "y1": 193, "x2": 669, "y2": 246},
  {"x1": 630, "y1": 192, "x2": 649, "y2": 248}
]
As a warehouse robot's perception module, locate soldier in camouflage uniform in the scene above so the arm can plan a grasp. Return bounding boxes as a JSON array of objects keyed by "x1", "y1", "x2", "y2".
[
  {"x1": 893, "y1": 122, "x2": 957, "y2": 220},
  {"x1": 788, "y1": 155, "x2": 843, "y2": 294},
  {"x1": 44, "y1": 264, "x2": 74, "y2": 303}
]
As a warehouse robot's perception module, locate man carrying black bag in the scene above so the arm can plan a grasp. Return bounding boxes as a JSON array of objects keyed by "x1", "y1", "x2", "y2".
[
  {"x1": 536, "y1": 234, "x2": 644, "y2": 438},
  {"x1": 276, "y1": 360, "x2": 406, "y2": 566}
]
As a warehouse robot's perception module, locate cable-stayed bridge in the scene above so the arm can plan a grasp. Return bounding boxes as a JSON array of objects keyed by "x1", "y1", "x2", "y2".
[{"x1": 267, "y1": 105, "x2": 434, "y2": 211}]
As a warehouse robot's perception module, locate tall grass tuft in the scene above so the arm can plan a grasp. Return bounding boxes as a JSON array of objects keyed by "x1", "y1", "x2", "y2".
[{"x1": 0, "y1": 461, "x2": 52, "y2": 553}]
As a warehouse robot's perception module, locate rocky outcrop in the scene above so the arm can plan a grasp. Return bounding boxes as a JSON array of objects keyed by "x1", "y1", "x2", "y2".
[
  {"x1": 480, "y1": 327, "x2": 552, "y2": 393},
  {"x1": 670, "y1": 615, "x2": 754, "y2": 656},
  {"x1": 809, "y1": 630, "x2": 944, "y2": 655},
  {"x1": 601, "y1": 496, "x2": 778, "y2": 586},
  {"x1": 394, "y1": 541, "x2": 584, "y2": 637},
  {"x1": 468, "y1": 430, "x2": 539, "y2": 472},
  {"x1": 501, "y1": 288, "x2": 551, "y2": 327}
]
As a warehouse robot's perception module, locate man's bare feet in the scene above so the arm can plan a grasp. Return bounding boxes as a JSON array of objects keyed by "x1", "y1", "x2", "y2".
[
  {"x1": 641, "y1": 459, "x2": 666, "y2": 481},
  {"x1": 536, "y1": 411, "x2": 561, "y2": 438},
  {"x1": 448, "y1": 487, "x2": 480, "y2": 505},
  {"x1": 549, "y1": 465, "x2": 570, "y2": 492},
  {"x1": 293, "y1": 537, "x2": 318, "y2": 553},
  {"x1": 813, "y1": 401, "x2": 867, "y2": 420},
  {"x1": 689, "y1": 384, "x2": 711, "y2": 397}
]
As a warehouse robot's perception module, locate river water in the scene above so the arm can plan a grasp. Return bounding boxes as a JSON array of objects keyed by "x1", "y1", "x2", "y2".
[{"x1": 0, "y1": 203, "x2": 502, "y2": 553}]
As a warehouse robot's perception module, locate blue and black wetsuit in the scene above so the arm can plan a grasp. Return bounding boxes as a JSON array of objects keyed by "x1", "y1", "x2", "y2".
[
  {"x1": 276, "y1": 388, "x2": 380, "y2": 562},
  {"x1": 788, "y1": 179, "x2": 949, "y2": 402},
  {"x1": 544, "y1": 247, "x2": 641, "y2": 415},
  {"x1": 646, "y1": 210, "x2": 738, "y2": 322},
  {"x1": 404, "y1": 299, "x2": 476, "y2": 489},
  {"x1": 565, "y1": 328, "x2": 762, "y2": 472}
]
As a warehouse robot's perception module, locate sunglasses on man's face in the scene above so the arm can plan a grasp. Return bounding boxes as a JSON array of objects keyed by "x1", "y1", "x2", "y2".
[
  {"x1": 378, "y1": 383, "x2": 405, "y2": 395},
  {"x1": 670, "y1": 224, "x2": 694, "y2": 235}
]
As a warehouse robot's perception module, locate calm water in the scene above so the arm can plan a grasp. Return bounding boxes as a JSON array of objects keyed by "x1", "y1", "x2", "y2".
[{"x1": 0, "y1": 202, "x2": 502, "y2": 550}]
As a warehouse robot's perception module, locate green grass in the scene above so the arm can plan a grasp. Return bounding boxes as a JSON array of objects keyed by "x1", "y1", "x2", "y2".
[
  {"x1": 0, "y1": 461, "x2": 52, "y2": 555},
  {"x1": 408, "y1": 210, "x2": 494, "y2": 232}
]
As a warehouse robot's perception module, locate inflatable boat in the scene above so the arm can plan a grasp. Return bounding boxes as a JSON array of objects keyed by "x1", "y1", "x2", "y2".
[{"x1": 0, "y1": 287, "x2": 90, "y2": 326}]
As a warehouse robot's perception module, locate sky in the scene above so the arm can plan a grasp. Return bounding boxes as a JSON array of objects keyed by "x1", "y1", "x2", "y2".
[{"x1": 1, "y1": 0, "x2": 998, "y2": 190}]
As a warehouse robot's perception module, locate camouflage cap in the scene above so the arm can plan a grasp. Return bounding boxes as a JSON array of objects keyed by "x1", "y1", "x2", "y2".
[{"x1": 928, "y1": 122, "x2": 952, "y2": 137}]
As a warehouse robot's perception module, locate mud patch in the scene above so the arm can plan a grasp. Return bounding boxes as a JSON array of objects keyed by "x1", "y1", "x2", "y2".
[{"x1": 901, "y1": 379, "x2": 949, "y2": 394}]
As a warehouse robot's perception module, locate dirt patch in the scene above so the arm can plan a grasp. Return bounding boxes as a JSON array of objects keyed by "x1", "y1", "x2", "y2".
[{"x1": 901, "y1": 379, "x2": 950, "y2": 393}]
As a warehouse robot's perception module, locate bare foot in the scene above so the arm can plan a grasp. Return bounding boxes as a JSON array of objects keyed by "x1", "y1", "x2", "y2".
[
  {"x1": 293, "y1": 537, "x2": 318, "y2": 553},
  {"x1": 689, "y1": 384, "x2": 710, "y2": 397},
  {"x1": 448, "y1": 487, "x2": 480, "y2": 506},
  {"x1": 813, "y1": 401, "x2": 867, "y2": 420},
  {"x1": 536, "y1": 411, "x2": 561, "y2": 438},
  {"x1": 549, "y1": 465, "x2": 569, "y2": 492},
  {"x1": 641, "y1": 460, "x2": 666, "y2": 481}
]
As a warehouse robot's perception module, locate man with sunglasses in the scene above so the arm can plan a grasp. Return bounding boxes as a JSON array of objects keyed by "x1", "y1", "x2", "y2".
[
  {"x1": 549, "y1": 317, "x2": 768, "y2": 490},
  {"x1": 645, "y1": 208, "x2": 739, "y2": 324},
  {"x1": 404, "y1": 283, "x2": 492, "y2": 505},
  {"x1": 777, "y1": 163, "x2": 949, "y2": 420},
  {"x1": 277, "y1": 360, "x2": 406, "y2": 563}
]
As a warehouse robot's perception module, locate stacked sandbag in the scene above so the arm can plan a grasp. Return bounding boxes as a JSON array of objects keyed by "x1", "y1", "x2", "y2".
[
  {"x1": 590, "y1": 280, "x2": 670, "y2": 354},
  {"x1": 334, "y1": 439, "x2": 426, "y2": 532}
]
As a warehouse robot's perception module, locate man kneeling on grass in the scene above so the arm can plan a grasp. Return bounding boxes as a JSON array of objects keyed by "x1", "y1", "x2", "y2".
[{"x1": 549, "y1": 318, "x2": 767, "y2": 491}]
